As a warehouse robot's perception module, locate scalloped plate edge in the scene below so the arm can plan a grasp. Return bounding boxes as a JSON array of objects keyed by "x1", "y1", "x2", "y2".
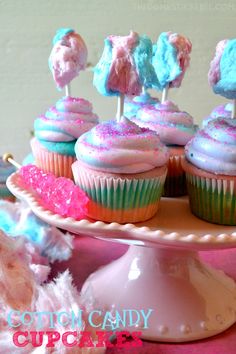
[{"x1": 6, "y1": 172, "x2": 236, "y2": 250}]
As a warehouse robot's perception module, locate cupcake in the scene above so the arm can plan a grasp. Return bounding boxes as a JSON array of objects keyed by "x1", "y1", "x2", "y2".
[
  {"x1": 0, "y1": 157, "x2": 16, "y2": 201},
  {"x1": 132, "y1": 100, "x2": 196, "y2": 196},
  {"x1": 31, "y1": 96, "x2": 98, "y2": 179},
  {"x1": 124, "y1": 92, "x2": 159, "y2": 119},
  {"x1": 202, "y1": 103, "x2": 232, "y2": 127},
  {"x1": 32, "y1": 28, "x2": 98, "y2": 179},
  {"x1": 182, "y1": 118, "x2": 236, "y2": 225},
  {"x1": 72, "y1": 117, "x2": 169, "y2": 223}
]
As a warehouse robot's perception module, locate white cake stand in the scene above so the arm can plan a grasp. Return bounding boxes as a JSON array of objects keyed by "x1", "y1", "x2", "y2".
[{"x1": 7, "y1": 172, "x2": 236, "y2": 342}]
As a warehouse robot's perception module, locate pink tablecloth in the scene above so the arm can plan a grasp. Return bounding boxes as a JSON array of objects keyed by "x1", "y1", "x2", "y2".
[{"x1": 51, "y1": 236, "x2": 236, "y2": 354}]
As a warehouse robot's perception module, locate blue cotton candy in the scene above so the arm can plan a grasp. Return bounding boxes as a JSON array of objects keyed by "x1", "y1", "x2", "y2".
[
  {"x1": 93, "y1": 34, "x2": 160, "y2": 96},
  {"x1": 0, "y1": 209, "x2": 16, "y2": 234},
  {"x1": 93, "y1": 39, "x2": 114, "y2": 96},
  {"x1": 0, "y1": 201, "x2": 73, "y2": 262},
  {"x1": 152, "y1": 32, "x2": 181, "y2": 89},
  {"x1": 52, "y1": 28, "x2": 74, "y2": 45},
  {"x1": 213, "y1": 39, "x2": 236, "y2": 99},
  {"x1": 133, "y1": 35, "x2": 161, "y2": 91}
]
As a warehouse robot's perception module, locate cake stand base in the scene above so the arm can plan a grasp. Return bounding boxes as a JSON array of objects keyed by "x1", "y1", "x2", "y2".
[{"x1": 81, "y1": 245, "x2": 236, "y2": 342}]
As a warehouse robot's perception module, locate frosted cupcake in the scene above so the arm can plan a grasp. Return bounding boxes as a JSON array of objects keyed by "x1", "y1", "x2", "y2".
[
  {"x1": 0, "y1": 157, "x2": 16, "y2": 201},
  {"x1": 185, "y1": 38, "x2": 236, "y2": 224},
  {"x1": 133, "y1": 100, "x2": 196, "y2": 196},
  {"x1": 182, "y1": 118, "x2": 236, "y2": 225},
  {"x1": 31, "y1": 96, "x2": 98, "y2": 179},
  {"x1": 32, "y1": 28, "x2": 98, "y2": 178},
  {"x1": 202, "y1": 103, "x2": 232, "y2": 127},
  {"x1": 72, "y1": 117, "x2": 169, "y2": 223},
  {"x1": 124, "y1": 92, "x2": 159, "y2": 119}
]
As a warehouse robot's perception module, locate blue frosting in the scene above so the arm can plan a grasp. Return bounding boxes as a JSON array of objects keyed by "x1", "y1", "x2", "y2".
[
  {"x1": 52, "y1": 28, "x2": 74, "y2": 45},
  {"x1": 124, "y1": 92, "x2": 159, "y2": 118},
  {"x1": 93, "y1": 35, "x2": 160, "y2": 96},
  {"x1": 35, "y1": 139, "x2": 76, "y2": 156},
  {"x1": 152, "y1": 32, "x2": 181, "y2": 90},
  {"x1": 213, "y1": 39, "x2": 236, "y2": 99}
]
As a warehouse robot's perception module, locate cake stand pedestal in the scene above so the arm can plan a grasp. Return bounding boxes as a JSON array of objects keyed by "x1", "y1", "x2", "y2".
[
  {"x1": 81, "y1": 245, "x2": 236, "y2": 342},
  {"x1": 7, "y1": 172, "x2": 236, "y2": 342}
]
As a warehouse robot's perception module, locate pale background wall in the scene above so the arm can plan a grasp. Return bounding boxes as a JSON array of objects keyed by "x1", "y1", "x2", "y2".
[{"x1": 0, "y1": 0, "x2": 235, "y2": 161}]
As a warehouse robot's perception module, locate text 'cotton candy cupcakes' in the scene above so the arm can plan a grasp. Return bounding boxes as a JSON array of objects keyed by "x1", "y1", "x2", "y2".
[
  {"x1": 73, "y1": 32, "x2": 169, "y2": 223},
  {"x1": 31, "y1": 28, "x2": 99, "y2": 179},
  {"x1": 129, "y1": 31, "x2": 196, "y2": 197}
]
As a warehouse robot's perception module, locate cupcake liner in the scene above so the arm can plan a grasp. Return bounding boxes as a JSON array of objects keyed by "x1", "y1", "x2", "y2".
[
  {"x1": 73, "y1": 164, "x2": 167, "y2": 223},
  {"x1": 31, "y1": 138, "x2": 75, "y2": 179},
  {"x1": 164, "y1": 154, "x2": 187, "y2": 197},
  {"x1": 185, "y1": 172, "x2": 236, "y2": 225}
]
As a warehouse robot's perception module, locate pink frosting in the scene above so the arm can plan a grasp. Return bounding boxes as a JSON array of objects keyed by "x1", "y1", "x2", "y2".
[
  {"x1": 75, "y1": 116, "x2": 169, "y2": 174},
  {"x1": 132, "y1": 101, "x2": 196, "y2": 145},
  {"x1": 208, "y1": 40, "x2": 228, "y2": 87},
  {"x1": 49, "y1": 32, "x2": 88, "y2": 89},
  {"x1": 35, "y1": 96, "x2": 99, "y2": 142}
]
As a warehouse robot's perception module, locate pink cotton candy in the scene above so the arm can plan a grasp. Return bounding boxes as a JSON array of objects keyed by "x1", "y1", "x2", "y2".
[
  {"x1": 19, "y1": 165, "x2": 89, "y2": 220},
  {"x1": 107, "y1": 31, "x2": 141, "y2": 95},
  {"x1": 49, "y1": 32, "x2": 88, "y2": 89},
  {"x1": 0, "y1": 270, "x2": 106, "y2": 353},
  {"x1": 0, "y1": 230, "x2": 35, "y2": 310},
  {"x1": 208, "y1": 39, "x2": 228, "y2": 87},
  {"x1": 168, "y1": 32, "x2": 192, "y2": 88}
]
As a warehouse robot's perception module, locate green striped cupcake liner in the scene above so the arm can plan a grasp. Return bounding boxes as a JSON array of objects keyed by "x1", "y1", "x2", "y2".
[
  {"x1": 74, "y1": 167, "x2": 167, "y2": 223},
  {"x1": 186, "y1": 173, "x2": 236, "y2": 225}
]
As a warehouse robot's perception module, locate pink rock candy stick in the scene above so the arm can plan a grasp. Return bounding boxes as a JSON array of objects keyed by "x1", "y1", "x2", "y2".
[{"x1": 19, "y1": 164, "x2": 89, "y2": 220}]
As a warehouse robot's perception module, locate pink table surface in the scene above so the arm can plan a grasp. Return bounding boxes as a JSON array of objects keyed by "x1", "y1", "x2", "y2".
[{"x1": 51, "y1": 236, "x2": 236, "y2": 354}]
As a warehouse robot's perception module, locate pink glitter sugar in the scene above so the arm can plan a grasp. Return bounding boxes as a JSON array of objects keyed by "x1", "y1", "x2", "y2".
[{"x1": 19, "y1": 165, "x2": 88, "y2": 220}]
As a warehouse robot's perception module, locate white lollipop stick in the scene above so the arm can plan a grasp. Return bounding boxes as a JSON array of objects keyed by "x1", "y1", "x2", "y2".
[
  {"x1": 3, "y1": 154, "x2": 21, "y2": 169},
  {"x1": 65, "y1": 84, "x2": 71, "y2": 97},
  {"x1": 162, "y1": 85, "x2": 169, "y2": 103},
  {"x1": 231, "y1": 99, "x2": 236, "y2": 119},
  {"x1": 116, "y1": 94, "x2": 125, "y2": 122},
  {"x1": 142, "y1": 86, "x2": 146, "y2": 95}
]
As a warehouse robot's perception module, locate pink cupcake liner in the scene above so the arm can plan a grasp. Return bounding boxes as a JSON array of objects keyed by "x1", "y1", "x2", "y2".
[{"x1": 31, "y1": 138, "x2": 75, "y2": 179}]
